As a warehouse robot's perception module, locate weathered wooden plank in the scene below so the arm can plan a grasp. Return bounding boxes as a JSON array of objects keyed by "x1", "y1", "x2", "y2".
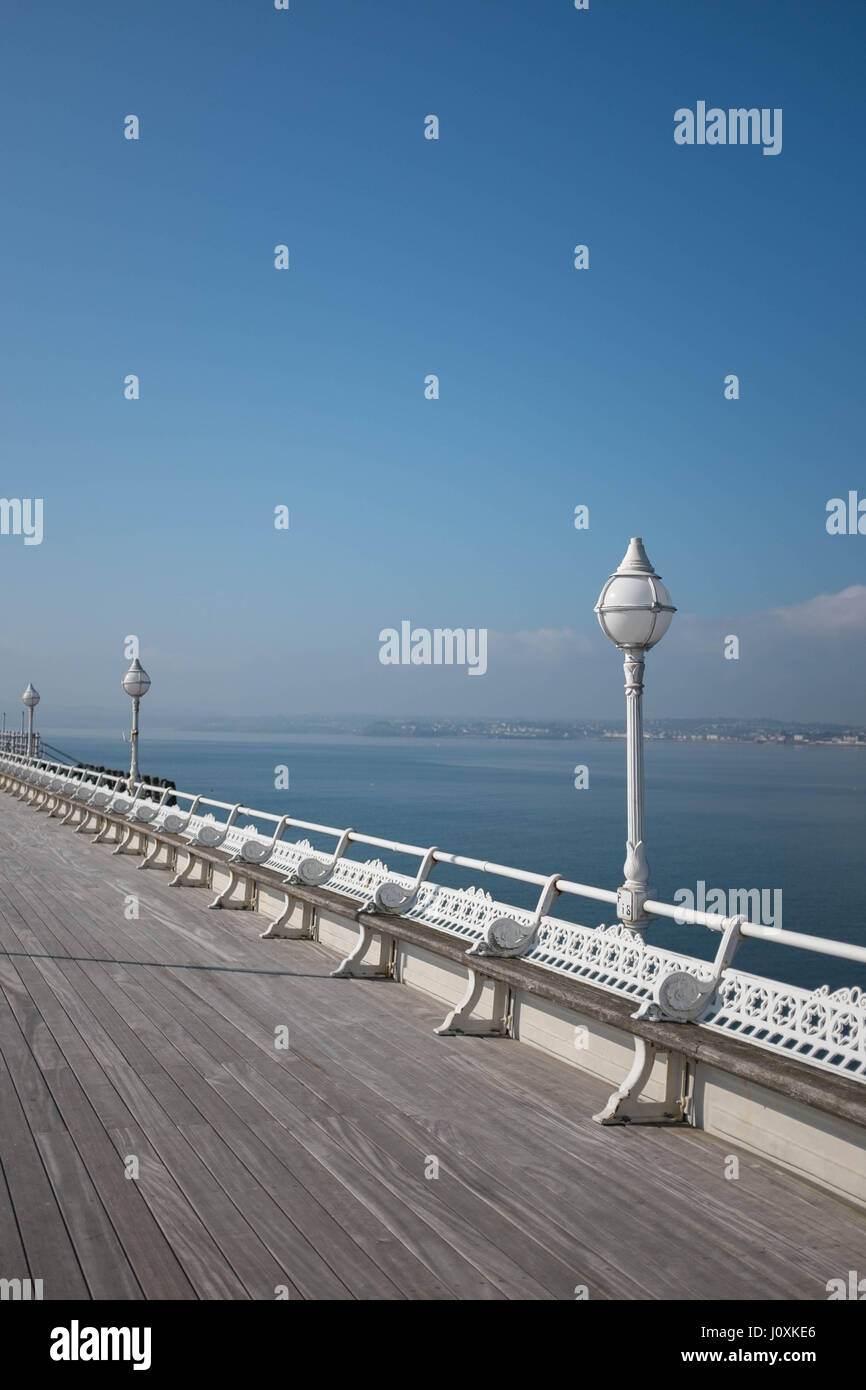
[
  {"x1": 0, "y1": 950, "x2": 196, "y2": 1300},
  {"x1": 68, "y1": 909, "x2": 456, "y2": 1299},
  {"x1": 5, "y1": 884, "x2": 461, "y2": 1295},
  {"x1": 0, "y1": 1030, "x2": 89, "y2": 1299},
  {"x1": 0, "y1": 877, "x2": 365, "y2": 1298},
  {"x1": 6, "y1": 862, "x2": 550, "y2": 1297},
  {"x1": 0, "y1": 959, "x2": 142, "y2": 1299},
  {"x1": 105, "y1": 965, "x2": 440, "y2": 1300},
  {"x1": 11, "y1": 961, "x2": 329, "y2": 1299},
  {"x1": 130, "y1": 936, "x2": 739, "y2": 1299},
  {"x1": 0, "y1": 1163, "x2": 28, "y2": 1280},
  {"x1": 148, "y1": 953, "x2": 636, "y2": 1297},
  {"x1": 75, "y1": 961, "x2": 404, "y2": 1300},
  {"x1": 66, "y1": 956, "x2": 507, "y2": 1299},
  {"x1": 0, "y1": 893, "x2": 289, "y2": 1300},
  {"x1": 118, "y1": 964, "x2": 569, "y2": 1298},
  {"x1": 151, "y1": 959, "x2": 632, "y2": 1295},
  {"x1": 4, "y1": 871, "x2": 364, "y2": 1297}
]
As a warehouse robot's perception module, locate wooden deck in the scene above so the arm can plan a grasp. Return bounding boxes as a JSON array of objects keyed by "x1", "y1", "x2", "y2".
[{"x1": 0, "y1": 791, "x2": 864, "y2": 1301}]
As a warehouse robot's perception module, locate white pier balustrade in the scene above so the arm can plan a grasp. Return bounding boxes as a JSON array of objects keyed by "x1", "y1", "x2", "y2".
[
  {"x1": 2, "y1": 747, "x2": 862, "y2": 1079},
  {"x1": 1, "y1": 747, "x2": 864, "y2": 1199}
]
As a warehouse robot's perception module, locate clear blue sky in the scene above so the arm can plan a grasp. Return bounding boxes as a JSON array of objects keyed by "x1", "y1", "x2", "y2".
[{"x1": 1, "y1": 0, "x2": 864, "y2": 726}]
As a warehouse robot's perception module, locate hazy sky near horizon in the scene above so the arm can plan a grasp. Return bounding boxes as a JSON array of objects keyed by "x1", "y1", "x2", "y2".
[{"x1": 1, "y1": 1, "x2": 864, "y2": 730}]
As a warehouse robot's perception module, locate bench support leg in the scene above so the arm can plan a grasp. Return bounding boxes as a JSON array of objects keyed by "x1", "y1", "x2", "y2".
[
  {"x1": 93, "y1": 818, "x2": 125, "y2": 845},
  {"x1": 208, "y1": 868, "x2": 255, "y2": 910},
  {"x1": 169, "y1": 852, "x2": 211, "y2": 888},
  {"x1": 260, "y1": 895, "x2": 313, "y2": 940},
  {"x1": 112, "y1": 825, "x2": 148, "y2": 856},
  {"x1": 331, "y1": 921, "x2": 393, "y2": 978},
  {"x1": 593, "y1": 1038, "x2": 689, "y2": 1126},
  {"x1": 435, "y1": 970, "x2": 510, "y2": 1036},
  {"x1": 138, "y1": 838, "x2": 175, "y2": 870}
]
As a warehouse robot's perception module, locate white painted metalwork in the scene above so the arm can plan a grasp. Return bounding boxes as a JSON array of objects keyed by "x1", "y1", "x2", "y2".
[
  {"x1": 435, "y1": 970, "x2": 510, "y2": 1037},
  {"x1": 592, "y1": 1038, "x2": 688, "y2": 1126},
  {"x1": 364, "y1": 845, "x2": 439, "y2": 916},
  {"x1": 286, "y1": 827, "x2": 355, "y2": 887},
  {"x1": 182, "y1": 802, "x2": 242, "y2": 849},
  {"x1": 469, "y1": 872, "x2": 561, "y2": 958}
]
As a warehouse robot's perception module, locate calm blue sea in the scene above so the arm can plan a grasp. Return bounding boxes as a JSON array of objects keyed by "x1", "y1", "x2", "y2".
[{"x1": 44, "y1": 730, "x2": 866, "y2": 994}]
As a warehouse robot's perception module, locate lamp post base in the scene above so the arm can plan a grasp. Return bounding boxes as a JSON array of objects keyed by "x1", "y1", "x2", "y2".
[{"x1": 617, "y1": 838, "x2": 653, "y2": 931}]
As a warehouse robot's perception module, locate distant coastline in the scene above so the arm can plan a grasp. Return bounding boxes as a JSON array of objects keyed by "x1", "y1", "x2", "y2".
[
  {"x1": 168, "y1": 716, "x2": 866, "y2": 747},
  {"x1": 40, "y1": 715, "x2": 866, "y2": 748}
]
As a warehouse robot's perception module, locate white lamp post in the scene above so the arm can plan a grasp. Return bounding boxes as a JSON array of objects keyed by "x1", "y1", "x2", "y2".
[
  {"x1": 21, "y1": 682, "x2": 40, "y2": 757},
  {"x1": 595, "y1": 538, "x2": 676, "y2": 932},
  {"x1": 122, "y1": 658, "x2": 151, "y2": 790}
]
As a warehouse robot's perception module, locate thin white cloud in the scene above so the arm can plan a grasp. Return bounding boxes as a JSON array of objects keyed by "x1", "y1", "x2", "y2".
[
  {"x1": 768, "y1": 585, "x2": 866, "y2": 635},
  {"x1": 488, "y1": 627, "x2": 595, "y2": 663}
]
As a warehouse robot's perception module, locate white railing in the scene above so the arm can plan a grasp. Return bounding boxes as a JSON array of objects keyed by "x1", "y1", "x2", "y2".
[{"x1": 2, "y1": 751, "x2": 864, "y2": 1080}]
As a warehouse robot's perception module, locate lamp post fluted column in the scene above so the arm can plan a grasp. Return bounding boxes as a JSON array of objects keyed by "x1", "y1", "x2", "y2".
[
  {"x1": 595, "y1": 538, "x2": 676, "y2": 934},
  {"x1": 621, "y1": 647, "x2": 650, "y2": 922},
  {"x1": 129, "y1": 694, "x2": 141, "y2": 786}
]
